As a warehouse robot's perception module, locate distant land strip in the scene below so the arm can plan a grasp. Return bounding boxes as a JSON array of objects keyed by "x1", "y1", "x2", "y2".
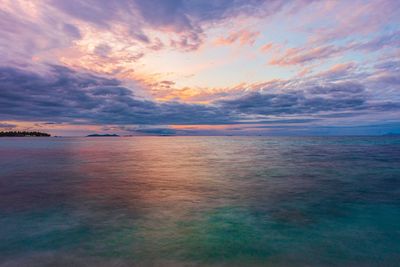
[
  {"x1": 0, "y1": 131, "x2": 51, "y2": 137},
  {"x1": 86, "y1": 134, "x2": 119, "y2": 137}
]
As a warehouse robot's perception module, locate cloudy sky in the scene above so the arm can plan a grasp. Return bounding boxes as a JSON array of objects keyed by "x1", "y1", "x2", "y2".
[{"x1": 0, "y1": 0, "x2": 399, "y2": 136}]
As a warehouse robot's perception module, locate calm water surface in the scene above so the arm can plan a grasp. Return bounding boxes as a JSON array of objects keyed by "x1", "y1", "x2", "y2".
[{"x1": 0, "y1": 136, "x2": 399, "y2": 266}]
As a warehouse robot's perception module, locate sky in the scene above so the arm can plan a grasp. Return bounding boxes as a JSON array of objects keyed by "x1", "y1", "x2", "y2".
[{"x1": 0, "y1": 0, "x2": 399, "y2": 136}]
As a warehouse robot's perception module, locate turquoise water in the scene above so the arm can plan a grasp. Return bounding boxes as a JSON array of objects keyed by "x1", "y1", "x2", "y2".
[{"x1": 0, "y1": 136, "x2": 399, "y2": 266}]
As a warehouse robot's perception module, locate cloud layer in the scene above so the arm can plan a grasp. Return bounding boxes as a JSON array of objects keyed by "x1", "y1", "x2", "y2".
[
  {"x1": 0, "y1": 0, "x2": 399, "y2": 135},
  {"x1": 1, "y1": 64, "x2": 399, "y2": 131}
]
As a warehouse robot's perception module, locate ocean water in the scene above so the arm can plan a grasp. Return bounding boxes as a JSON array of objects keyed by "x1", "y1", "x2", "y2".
[{"x1": 0, "y1": 136, "x2": 399, "y2": 266}]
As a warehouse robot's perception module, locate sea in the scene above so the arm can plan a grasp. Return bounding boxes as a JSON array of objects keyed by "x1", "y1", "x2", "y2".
[{"x1": 0, "y1": 136, "x2": 399, "y2": 266}]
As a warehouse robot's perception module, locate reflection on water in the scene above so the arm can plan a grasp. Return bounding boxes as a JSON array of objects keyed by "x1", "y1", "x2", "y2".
[{"x1": 0, "y1": 136, "x2": 400, "y2": 266}]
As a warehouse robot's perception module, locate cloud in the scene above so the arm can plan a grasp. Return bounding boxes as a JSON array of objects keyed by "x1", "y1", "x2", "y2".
[
  {"x1": 317, "y1": 63, "x2": 356, "y2": 79},
  {"x1": 0, "y1": 65, "x2": 232, "y2": 125},
  {"x1": 62, "y1": 23, "x2": 82, "y2": 39},
  {"x1": 268, "y1": 30, "x2": 400, "y2": 67},
  {"x1": 0, "y1": 122, "x2": 16, "y2": 129},
  {"x1": 352, "y1": 31, "x2": 400, "y2": 52},
  {"x1": 269, "y1": 45, "x2": 343, "y2": 66},
  {"x1": 1, "y1": 0, "x2": 399, "y2": 136},
  {"x1": 374, "y1": 60, "x2": 400, "y2": 72},
  {"x1": 308, "y1": 1, "x2": 400, "y2": 43},
  {"x1": 260, "y1": 43, "x2": 274, "y2": 53},
  {"x1": 368, "y1": 60, "x2": 400, "y2": 89},
  {"x1": 369, "y1": 72, "x2": 400, "y2": 86},
  {"x1": 0, "y1": 4, "x2": 84, "y2": 68},
  {"x1": 215, "y1": 29, "x2": 260, "y2": 46},
  {"x1": 49, "y1": 0, "x2": 289, "y2": 52},
  {"x1": 0, "y1": 0, "x2": 313, "y2": 82},
  {"x1": 219, "y1": 82, "x2": 367, "y2": 116},
  {"x1": 0, "y1": 65, "x2": 399, "y2": 130},
  {"x1": 93, "y1": 44, "x2": 112, "y2": 58}
]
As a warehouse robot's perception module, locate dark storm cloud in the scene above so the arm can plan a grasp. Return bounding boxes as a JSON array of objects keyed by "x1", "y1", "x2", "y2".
[
  {"x1": 0, "y1": 65, "x2": 231, "y2": 125},
  {"x1": 1, "y1": 65, "x2": 399, "y2": 126},
  {"x1": 219, "y1": 82, "x2": 367, "y2": 116}
]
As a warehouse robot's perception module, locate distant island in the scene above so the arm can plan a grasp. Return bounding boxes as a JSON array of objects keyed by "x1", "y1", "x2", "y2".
[
  {"x1": 86, "y1": 134, "x2": 119, "y2": 137},
  {"x1": 0, "y1": 131, "x2": 51, "y2": 137}
]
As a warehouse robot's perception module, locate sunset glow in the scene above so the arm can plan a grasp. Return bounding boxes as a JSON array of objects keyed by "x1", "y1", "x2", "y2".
[{"x1": 1, "y1": 0, "x2": 399, "y2": 135}]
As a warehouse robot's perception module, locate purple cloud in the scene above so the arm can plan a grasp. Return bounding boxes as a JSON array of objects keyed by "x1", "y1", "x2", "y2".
[{"x1": 1, "y1": 65, "x2": 398, "y2": 128}]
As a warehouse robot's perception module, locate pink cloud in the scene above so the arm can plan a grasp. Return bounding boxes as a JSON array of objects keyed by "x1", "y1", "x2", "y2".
[
  {"x1": 269, "y1": 45, "x2": 343, "y2": 66},
  {"x1": 308, "y1": 1, "x2": 400, "y2": 44},
  {"x1": 301, "y1": 62, "x2": 357, "y2": 80},
  {"x1": 260, "y1": 43, "x2": 274, "y2": 53},
  {"x1": 323, "y1": 63, "x2": 355, "y2": 76},
  {"x1": 297, "y1": 67, "x2": 312, "y2": 77},
  {"x1": 215, "y1": 29, "x2": 260, "y2": 46}
]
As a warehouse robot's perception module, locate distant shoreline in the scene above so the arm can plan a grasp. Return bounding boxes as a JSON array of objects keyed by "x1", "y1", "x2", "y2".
[
  {"x1": 0, "y1": 131, "x2": 51, "y2": 137},
  {"x1": 86, "y1": 134, "x2": 119, "y2": 137}
]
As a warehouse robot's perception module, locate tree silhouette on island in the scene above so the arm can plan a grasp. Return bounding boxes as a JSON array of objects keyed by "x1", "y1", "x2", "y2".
[{"x1": 0, "y1": 131, "x2": 51, "y2": 137}]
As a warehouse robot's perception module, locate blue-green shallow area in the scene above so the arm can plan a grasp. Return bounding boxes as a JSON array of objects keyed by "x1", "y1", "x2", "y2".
[{"x1": 0, "y1": 136, "x2": 399, "y2": 266}]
